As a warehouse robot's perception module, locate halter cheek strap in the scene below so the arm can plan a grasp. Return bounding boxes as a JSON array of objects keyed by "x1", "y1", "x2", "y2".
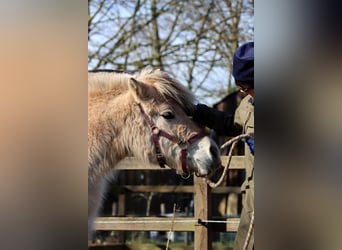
[
  {"x1": 137, "y1": 103, "x2": 167, "y2": 168},
  {"x1": 137, "y1": 103, "x2": 205, "y2": 175}
]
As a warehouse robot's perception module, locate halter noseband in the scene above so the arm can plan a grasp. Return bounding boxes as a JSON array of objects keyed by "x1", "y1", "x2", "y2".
[{"x1": 137, "y1": 103, "x2": 205, "y2": 177}]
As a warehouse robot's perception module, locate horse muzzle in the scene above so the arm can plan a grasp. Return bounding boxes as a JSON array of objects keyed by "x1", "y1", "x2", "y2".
[{"x1": 187, "y1": 139, "x2": 222, "y2": 178}]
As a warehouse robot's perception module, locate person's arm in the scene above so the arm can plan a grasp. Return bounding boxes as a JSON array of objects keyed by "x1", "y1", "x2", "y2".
[{"x1": 192, "y1": 104, "x2": 240, "y2": 136}]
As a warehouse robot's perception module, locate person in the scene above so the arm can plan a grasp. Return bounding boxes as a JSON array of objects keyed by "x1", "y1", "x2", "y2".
[{"x1": 191, "y1": 42, "x2": 254, "y2": 250}]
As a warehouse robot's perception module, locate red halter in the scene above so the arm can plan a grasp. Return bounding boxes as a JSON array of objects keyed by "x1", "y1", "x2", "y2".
[{"x1": 137, "y1": 103, "x2": 205, "y2": 177}]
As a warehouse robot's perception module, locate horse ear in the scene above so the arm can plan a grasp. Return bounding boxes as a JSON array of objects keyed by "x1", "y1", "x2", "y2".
[{"x1": 129, "y1": 78, "x2": 152, "y2": 101}]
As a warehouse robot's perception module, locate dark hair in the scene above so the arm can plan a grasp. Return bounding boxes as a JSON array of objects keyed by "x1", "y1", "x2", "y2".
[{"x1": 236, "y1": 80, "x2": 254, "y2": 90}]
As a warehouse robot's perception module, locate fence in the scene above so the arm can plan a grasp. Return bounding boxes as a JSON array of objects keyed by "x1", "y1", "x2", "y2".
[{"x1": 94, "y1": 156, "x2": 245, "y2": 250}]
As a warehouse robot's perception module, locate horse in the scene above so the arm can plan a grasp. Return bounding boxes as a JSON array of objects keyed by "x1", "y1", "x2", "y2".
[{"x1": 88, "y1": 67, "x2": 221, "y2": 237}]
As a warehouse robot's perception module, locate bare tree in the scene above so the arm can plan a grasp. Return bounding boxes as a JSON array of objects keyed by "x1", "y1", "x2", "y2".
[{"x1": 88, "y1": 0, "x2": 253, "y2": 104}]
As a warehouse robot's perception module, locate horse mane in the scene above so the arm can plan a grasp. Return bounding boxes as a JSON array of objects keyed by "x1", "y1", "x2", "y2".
[
  {"x1": 88, "y1": 67, "x2": 195, "y2": 112},
  {"x1": 88, "y1": 70, "x2": 131, "y2": 98}
]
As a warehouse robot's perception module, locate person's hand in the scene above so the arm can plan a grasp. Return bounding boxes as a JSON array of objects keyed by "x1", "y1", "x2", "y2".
[
  {"x1": 244, "y1": 137, "x2": 254, "y2": 155},
  {"x1": 191, "y1": 104, "x2": 210, "y2": 122}
]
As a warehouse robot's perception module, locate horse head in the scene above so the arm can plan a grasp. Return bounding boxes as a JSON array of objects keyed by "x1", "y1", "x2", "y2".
[{"x1": 127, "y1": 68, "x2": 221, "y2": 178}]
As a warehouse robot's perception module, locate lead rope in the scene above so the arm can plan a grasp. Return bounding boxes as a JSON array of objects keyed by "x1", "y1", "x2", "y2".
[
  {"x1": 204, "y1": 133, "x2": 251, "y2": 188},
  {"x1": 243, "y1": 210, "x2": 254, "y2": 250},
  {"x1": 165, "y1": 203, "x2": 177, "y2": 250}
]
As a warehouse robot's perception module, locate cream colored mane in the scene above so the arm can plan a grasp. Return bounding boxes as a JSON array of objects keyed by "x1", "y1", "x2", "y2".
[{"x1": 88, "y1": 67, "x2": 195, "y2": 112}]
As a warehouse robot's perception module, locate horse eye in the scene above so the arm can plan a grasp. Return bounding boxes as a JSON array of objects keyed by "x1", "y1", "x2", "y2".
[{"x1": 161, "y1": 111, "x2": 175, "y2": 119}]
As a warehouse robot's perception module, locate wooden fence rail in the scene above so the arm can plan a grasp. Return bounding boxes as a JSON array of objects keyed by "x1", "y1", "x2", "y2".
[
  {"x1": 115, "y1": 156, "x2": 245, "y2": 170},
  {"x1": 94, "y1": 156, "x2": 244, "y2": 250},
  {"x1": 95, "y1": 217, "x2": 240, "y2": 232}
]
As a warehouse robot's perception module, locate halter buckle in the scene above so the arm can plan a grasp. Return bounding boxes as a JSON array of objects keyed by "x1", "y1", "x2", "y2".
[{"x1": 152, "y1": 127, "x2": 160, "y2": 135}]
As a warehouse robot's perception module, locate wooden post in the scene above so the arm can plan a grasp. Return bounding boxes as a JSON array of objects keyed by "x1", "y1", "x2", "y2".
[
  {"x1": 194, "y1": 176, "x2": 212, "y2": 250},
  {"x1": 118, "y1": 194, "x2": 125, "y2": 243}
]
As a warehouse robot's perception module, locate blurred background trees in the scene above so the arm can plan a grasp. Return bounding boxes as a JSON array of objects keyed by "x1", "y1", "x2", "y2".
[{"x1": 88, "y1": 0, "x2": 253, "y2": 105}]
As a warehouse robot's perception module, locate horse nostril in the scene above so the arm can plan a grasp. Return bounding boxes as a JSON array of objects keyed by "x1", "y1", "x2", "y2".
[{"x1": 210, "y1": 145, "x2": 218, "y2": 160}]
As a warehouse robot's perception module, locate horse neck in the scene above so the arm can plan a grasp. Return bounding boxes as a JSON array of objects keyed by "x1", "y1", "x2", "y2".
[{"x1": 88, "y1": 92, "x2": 136, "y2": 174}]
